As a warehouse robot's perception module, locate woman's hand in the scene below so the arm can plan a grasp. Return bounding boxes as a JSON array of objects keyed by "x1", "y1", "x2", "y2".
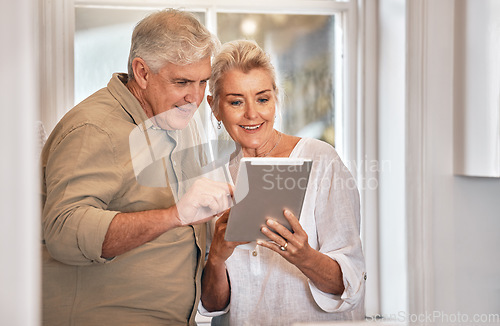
[
  {"x1": 258, "y1": 209, "x2": 345, "y2": 295},
  {"x1": 201, "y1": 210, "x2": 248, "y2": 312},
  {"x1": 258, "y1": 209, "x2": 313, "y2": 266},
  {"x1": 208, "y1": 210, "x2": 248, "y2": 264}
]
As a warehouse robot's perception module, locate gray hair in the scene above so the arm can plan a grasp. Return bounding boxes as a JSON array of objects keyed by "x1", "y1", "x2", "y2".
[
  {"x1": 127, "y1": 9, "x2": 219, "y2": 80},
  {"x1": 209, "y1": 40, "x2": 279, "y2": 115}
]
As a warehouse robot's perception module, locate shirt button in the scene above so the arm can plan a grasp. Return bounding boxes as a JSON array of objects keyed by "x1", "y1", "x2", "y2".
[{"x1": 252, "y1": 250, "x2": 258, "y2": 257}]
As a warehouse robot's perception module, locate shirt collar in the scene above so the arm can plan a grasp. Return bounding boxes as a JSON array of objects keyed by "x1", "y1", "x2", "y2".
[{"x1": 107, "y1": 73, "x2": 150, "y2": 127}]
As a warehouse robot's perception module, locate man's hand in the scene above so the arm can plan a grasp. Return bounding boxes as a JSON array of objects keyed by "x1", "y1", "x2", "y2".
[
  {"x1": 101, "y1": 178, "x2": 232, "y2": 258},
  {"x1": 175, "y1": 178, "x2": 234, "y2": 226}
]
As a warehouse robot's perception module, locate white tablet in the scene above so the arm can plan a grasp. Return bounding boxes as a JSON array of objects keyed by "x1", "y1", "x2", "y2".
[{"x1": 224, "y1": 157, "x2": 313, "y2": 242}]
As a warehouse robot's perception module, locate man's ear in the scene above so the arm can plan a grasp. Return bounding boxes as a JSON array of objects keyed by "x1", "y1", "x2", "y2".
[
  {"x1": 131, "y1": 58, "x2": 150, "y2": 89},
  {"x1": 207, "y1": 95, "x2": 221, "y2": 121}
]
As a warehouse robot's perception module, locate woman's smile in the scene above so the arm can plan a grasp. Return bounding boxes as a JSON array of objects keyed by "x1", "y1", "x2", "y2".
[{"x1": 239, "y1": 122, "x2": 264, "y2": 131}]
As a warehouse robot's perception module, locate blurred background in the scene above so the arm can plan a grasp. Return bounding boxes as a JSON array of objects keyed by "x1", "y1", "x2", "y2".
[{"x1": 74, "y1": 8, "x2": 337, "y2": 146}]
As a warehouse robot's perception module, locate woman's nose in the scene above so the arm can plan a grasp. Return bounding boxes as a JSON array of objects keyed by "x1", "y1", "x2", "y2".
[{"x1": 244, "y1": 102, "x2": 258, "y2": 120}]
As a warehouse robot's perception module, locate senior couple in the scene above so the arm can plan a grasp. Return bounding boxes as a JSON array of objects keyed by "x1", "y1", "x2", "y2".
[{"x1": 41, "y1": 9, "x2": 365, "y2": 326}]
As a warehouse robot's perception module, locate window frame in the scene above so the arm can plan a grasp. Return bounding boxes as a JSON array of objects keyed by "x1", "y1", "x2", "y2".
[
  {"x1": 40, "y1": 0, "x2": 382, "y2": 317},
  {"x1": 48, "y1": 0, "x2": 357, "y2": 160}
]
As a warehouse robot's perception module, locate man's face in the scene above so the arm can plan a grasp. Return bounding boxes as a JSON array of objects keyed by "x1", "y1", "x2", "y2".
[{"x1": 142, "y1": 57, "x2": 212, "y2": 130}]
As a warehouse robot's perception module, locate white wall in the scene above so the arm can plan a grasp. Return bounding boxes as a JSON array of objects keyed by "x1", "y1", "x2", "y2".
[
  {"x1": 454, "y1": 0, "x2": 500, "y2": 177},
  {"x1": 378, "y1": 0, "x2": 500, "y2": 321},
  {"x1": 428, "y1": 0, "x2": 500, "y2": 315},
  {"x1": 413, "y1": 0, "x2": 500, "y2": 318},
  {"x1": 0, "y1": 0, "x2": 41, "y2": 325},
  {"x1": 450, "y1": 178, "x2": 500, "y2": 315}
]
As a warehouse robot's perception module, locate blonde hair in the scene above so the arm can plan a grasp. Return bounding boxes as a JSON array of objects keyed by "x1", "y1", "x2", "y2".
[
  {"x1": 127, "y1": 9, "x2": 219, "y2": 80},
  {"x1": 209, "y1": 40, "x2": 279, "y2": 114}
]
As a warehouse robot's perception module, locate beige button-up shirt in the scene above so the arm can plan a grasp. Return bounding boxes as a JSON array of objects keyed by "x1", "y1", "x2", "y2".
[{"x1": 41, "y1": 73, "x2": 206, "y2": 325}]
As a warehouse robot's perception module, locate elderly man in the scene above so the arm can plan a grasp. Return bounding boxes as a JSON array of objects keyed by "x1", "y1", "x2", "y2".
[{"x1": 41, "y1": 9, "x2": 231, "y2": 325}]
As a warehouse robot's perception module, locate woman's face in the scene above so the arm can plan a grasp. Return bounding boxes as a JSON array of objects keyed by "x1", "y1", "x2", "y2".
[{"x1": 215, "y1": 68, "x2": 277, "y2": 155}]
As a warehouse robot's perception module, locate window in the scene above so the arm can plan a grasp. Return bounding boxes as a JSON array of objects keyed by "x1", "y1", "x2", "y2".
[
  {"x1": 42, "y1": 0, "x2": 403, "y2": 320},
  {"x1": 70, "y1": 1, "x2": 364, "y2": 322},
  {"x1": 74, "y1": 8, "x2": 205, "y2": 104},
  {"x1": 74, "y1": 1, "x2": 352, "y2": 153},
  {"x1": 73, "y1": 5, "x2": 359, "y2": 319},
  {"x1": 216, "y1": 13, "x2": 337, "y2": 145}
]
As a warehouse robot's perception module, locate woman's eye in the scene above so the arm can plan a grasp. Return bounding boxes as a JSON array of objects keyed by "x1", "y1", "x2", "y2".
[
  {"x1": 258, "y1": 98, "x2": 269, "y2": 104},
  {"x1": 231, "y1": 100, "x2": 242, "y2": 106}
]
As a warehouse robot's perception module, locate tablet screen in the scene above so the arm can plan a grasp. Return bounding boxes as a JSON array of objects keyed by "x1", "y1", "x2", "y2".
[{"x1": 225, "y1": 157, "x2": 312, "y2": 242}]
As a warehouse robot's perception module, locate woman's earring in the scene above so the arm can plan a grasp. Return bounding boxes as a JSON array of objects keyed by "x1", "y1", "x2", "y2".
[{"x1": 217, "y1": 121, "x2": 222, "y2": 129}]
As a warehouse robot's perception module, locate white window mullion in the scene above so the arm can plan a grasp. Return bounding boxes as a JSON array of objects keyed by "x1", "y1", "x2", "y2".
[
  {"x1": 75, "y1": 0, "x2": 351, "y2": 14},
  {"x1": 40, "y1": 0, "x2": 75, "y2": 133},
  {"x1": 356, "y1": 0, "x2": 380, "y2": 317},
  {"x1": 204, "y1": 6, "x2": 218, "y2": 142}
]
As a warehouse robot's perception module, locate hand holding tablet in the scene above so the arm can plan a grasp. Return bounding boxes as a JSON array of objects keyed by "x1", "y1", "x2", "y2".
[{"x1": 224, "y1": 157, "x2": 312, "y2": 242}]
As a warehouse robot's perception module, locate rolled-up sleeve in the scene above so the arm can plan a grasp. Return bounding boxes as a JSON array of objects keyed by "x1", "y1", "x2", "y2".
[
  {"x1": 197, "y1": 299, "x2": 230, "y2": 317},
  {"x1": 42, "y1": 123, "x2": 122, "y2": 265},
  {"x1": 308, "y1": 154, "x2": 365, "y2": 312}
]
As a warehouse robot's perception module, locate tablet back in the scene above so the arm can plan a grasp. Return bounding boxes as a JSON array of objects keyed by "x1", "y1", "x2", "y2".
[{"x1": 225, "y1": 158, "x2": 312, "y2": 242}]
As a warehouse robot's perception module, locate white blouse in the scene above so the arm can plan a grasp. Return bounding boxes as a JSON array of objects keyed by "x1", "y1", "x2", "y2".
[{"x1": 200, "y1": 138, "x2": 366, "y2": 326}]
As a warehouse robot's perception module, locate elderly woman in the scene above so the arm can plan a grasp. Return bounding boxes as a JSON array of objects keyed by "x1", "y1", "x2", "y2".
[{"x1": 200, "y1": 40, "x2": 365, "y2": 325}]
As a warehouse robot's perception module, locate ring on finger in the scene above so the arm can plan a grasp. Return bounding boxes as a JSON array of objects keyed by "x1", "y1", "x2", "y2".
[{"x1": 279, "y1": 242, "x2": 288, "y2": 251}]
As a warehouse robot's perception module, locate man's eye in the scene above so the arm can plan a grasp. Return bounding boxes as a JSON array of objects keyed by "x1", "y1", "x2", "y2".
[
  {"x1": 176, "y1": 81, "x2": 187, "y2": 85},
  {"x1": 200, "y1": 80, "x2": 208, "y2": 85}
]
